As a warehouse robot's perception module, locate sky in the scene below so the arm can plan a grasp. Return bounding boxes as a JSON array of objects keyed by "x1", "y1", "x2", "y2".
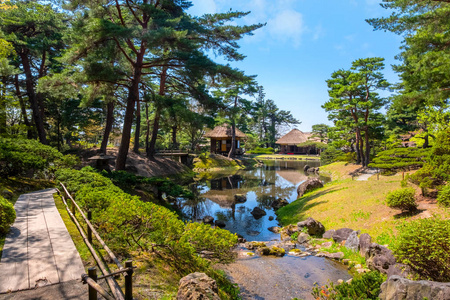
[{"x1": 187, "y1": 0, "x2": 403, "y2": 132}]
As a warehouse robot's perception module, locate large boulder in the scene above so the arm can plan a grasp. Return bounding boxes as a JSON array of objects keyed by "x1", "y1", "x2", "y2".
[
  {"x1": 297, "y1": 232, "x2": 310, "y2": 244},
  {"x1": 234, "y1": 194, "x2": 247, "y2": 203},
  {"x1": 379, "y1": 275, "x2": 450, "y2": 300},
  {"x1": 297, "y1": 217, "x2": 325, "y2": 236},
  {"x1": 359, "y1": 233, "x2": 372, "y2": 257},
  {"x1": 297, "y1": 178, "x2": 324, "y2": 197},
  {"x1": 268, "y1": 226, "x2": 281, "y2": 233},
  {"x1": 332, "y1": 228, "x2": 354, "y2": 243},
  {"x1": 203, "y1": 216, "x2": 214, "y2": 224},
  {"x1": 322, "y1": 229, "x2": 335, "y2": 239},
  {"x1": 251, "y1": 207, "x2": 267, "y2": 219},
  {"x1": 214, "y1": 220, "x2": 226, "y2": 228},
  {"x1": 365, "y1": 243, "x2": 396, "y2": 275},
  {"x1": 345, "y1": 230, "x2": 360, "y2": 252},
  {"x1": 387, "y1": 263, "x2": 414, "y2": 279},
  {"x1": 271, "y1": 198, "x2": 289, "y2": 210},
  {"x1": 304, "y1": 165, "x2": 311, "y2": 172},
  {"x1": 177, "y1": 272, "x2": 220, "y2": 300}
]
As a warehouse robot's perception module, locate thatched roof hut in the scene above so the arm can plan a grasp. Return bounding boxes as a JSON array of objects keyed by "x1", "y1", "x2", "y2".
[
  {"x1": 204, "y1": 124, "x2": 247, "y2": 139},
  {"x1": 276, "y1": 129, "x2": 320, "y2": 155}
]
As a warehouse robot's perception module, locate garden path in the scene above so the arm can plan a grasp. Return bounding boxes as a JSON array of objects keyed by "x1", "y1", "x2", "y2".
[
  {"x1": 0, "y1": 189, "x2": 85, "y2": 294},
  {"x1": 356, "y1": 168, "x2": 378, "y2": 181}
]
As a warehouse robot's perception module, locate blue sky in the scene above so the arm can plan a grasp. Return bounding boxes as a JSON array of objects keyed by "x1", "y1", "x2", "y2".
[{"x1": 188, "y1": 0, "x2": 403, "y2": 132}]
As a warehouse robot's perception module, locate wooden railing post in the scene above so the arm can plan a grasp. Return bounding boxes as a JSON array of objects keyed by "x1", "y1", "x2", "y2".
[
  {"x1": 125, "y1": 261, "x2": 133, "y2": 300},
  {"x1": 87, "y1": 211, "x2": 92, "y2": 244},
  {"x1": 88, "y1": 267, "x2": 98, "y2": 300}
]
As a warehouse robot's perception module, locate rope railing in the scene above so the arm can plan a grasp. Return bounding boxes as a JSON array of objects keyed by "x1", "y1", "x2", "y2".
[{"x1": 58, "y1": 183, "x2": 134, "y2": 300}]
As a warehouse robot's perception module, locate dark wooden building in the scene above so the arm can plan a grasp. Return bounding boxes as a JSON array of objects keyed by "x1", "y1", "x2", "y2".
[
  {"x1": 204, "y1": 124, "x2": 247, "y2": 155},
  {"x1": 276, "y1": 129, "x2": 319, "y2": 154}
]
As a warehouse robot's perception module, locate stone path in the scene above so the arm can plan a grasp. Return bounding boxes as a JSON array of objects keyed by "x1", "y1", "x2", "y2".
[
  {"x1": 0, "y1": 189, "x2": 85, "y2": 294},
  {"x1": 356, "y1": 168, "x2": 378, "y2": 181}
]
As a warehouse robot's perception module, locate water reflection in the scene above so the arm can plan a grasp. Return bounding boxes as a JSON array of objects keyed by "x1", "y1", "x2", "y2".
[{"x1": 180, "y1": 160, "x2": 328, "y2": 241}]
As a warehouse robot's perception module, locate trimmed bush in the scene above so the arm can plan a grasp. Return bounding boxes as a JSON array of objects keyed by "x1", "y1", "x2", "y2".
[
  {"x1": 437, "y1": 184, "x2": 450, "y2": 207},
  {"x1": 0, "y1": 196, "x2": 16, "y2": 234},
  {"x1": 385, "y1": 188, "x2": 417, "y2": 212},
  {"x1": 392, "y1": 216, "x2": 450, "y2": 282},
  {"x1": 247, "y1": 147, "x2": 274, "y2": 154}
]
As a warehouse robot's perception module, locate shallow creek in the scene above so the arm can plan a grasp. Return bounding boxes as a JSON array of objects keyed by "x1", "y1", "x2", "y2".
[{"x1": 178, "y1": 160, "x2": 351, "y2": 299}]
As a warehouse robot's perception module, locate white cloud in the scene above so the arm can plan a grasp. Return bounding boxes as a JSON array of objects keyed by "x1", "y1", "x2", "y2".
[{"x1": 268, "y1": 10, "x2": 305, "y2": 47}]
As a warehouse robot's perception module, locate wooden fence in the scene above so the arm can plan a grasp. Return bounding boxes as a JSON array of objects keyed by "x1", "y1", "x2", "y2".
[{"x1": 59, "y1": 183, "x2": 135, "y2": 300}]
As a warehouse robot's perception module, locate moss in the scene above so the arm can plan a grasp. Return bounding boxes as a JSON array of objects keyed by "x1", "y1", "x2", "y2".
[{"x1": 193, "y1": 153, "x2": 245, "y2": 171}]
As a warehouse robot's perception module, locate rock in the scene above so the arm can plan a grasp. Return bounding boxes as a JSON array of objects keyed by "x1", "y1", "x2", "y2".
[
  {"x1": 304, "y1": 165, "x2": 310, "y2": 172},
  {"x1": 346, "y1": 279, "x2": 353, "y2": 284},
  {"x1": 234, "y1": 194, "x2": 247, "y2": 203},
  {"x1": 256, "y1": 246, "x2": 285, "y2": 257},
  {"x1": 316, "y1": 252, "x2": 344, "y2": 260},
  {"x1": 297, "y1": 178, "x2": 324, "y2": 197},
  {"x1": 280, "y1": 224, "x2": 299, "y2": 240},
  {"x1": 323, "y1": 229, "x2": 335, "y2": 239},
  {"x1": 342, "y1": 259, "x2": 351, "y2": 265},
  {"x1": 297, "y1": 232, "x2": 310, "y2": 244},
  {"x1": 332, "y1": 228, "x2": 354, "y2": 243},
  {"x1": 359, "y1": 233, "x2": 372, "y2": 257},
  {"x1": 379, "y1": 275, "x2": 450, "y2": 300},
  {"x1": 268, "y1": 216, "x2": 274, "y2": 221},
  {"x1": 177, "y1": 272, "x2": 220, "y2": 300},
  {"x1": 337, "y1": 279, "x2": 344, "y2": 284},
  {"x1": 1, "y1": 189, "x2": 13, "y2": 199},
  {"x1": 268, "y1": 226, "x2": 281, "y2": 233},
  {"x1": 251, "y1": 207, "x2": 267, "y2": 219},
  {"x1": 273, "y1": 241, "x2": 296, "y2": 251},
  {"x1": 203, "y1": 216, "x2": 214, "y2": 224},
  {"x1": 320, "y1": 241, "x2": 332, "y2": 248},
  {"x1": 245, "y1": 242, "x2": 267, "y2": 250},
  {"x1": 357, "y1": 268, "x2": 370, "y2": 274},
  {"x1": 237, "y1": 234, "x2": 246, "y2": 243},
  {"x1": 345, "y1": 230, "x2": 360, "y2": 252},
  {"x1": 214, "y1": 220, "x2": 226, "y2": 228},
  {"x1": 365, "y1": 243, "x2": 396, "y2": 275},
  {"x1": 387, "y1": 263, "x2": 414, "y2": 279},
  {"x1": 297, "y1": 217, "x2": 325, "y2": 236},
  {"x1": 271, "y1": 198, "x2": 289, "y2": 210}
]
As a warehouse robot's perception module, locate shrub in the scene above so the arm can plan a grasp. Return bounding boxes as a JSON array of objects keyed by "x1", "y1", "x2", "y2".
[
  {"x1": 311, "y1": 271, "x2": 386, "y2": 299},
  {"x1": 0, "y1": 138, "x2": 63, "y2": 177},
  {"x1": 385, "y1": 188, "x2": 417, "y2": 212},
  {"x1": 0, "y1": 196, "x2": 16, "y2": 234},
  {"x1": 437, "y1": 184, "x2": 450, "y2": 207},
  {"x1": 392, "y1": 216, "x2": 450, "y2": 282},
  {"x1": 247, "y1": 147, "x2": 274, "y2": 154},
  {"x1": 320, "y1": 147, "x2": 346, "y2": 165}
]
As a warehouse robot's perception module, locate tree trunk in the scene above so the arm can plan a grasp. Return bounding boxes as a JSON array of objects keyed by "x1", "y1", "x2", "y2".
[
  {"x1": 171, "y1": 124, "x2": 178, "y2": 149},
  {"x1": 228, "y1": 122, "x2": 236, "y2": 158},
  {"x1": 355, "y1": 129, "x2": 361, "y2": 165},
  {"x1": 133, "y1": 99, "x2": 141, "y2": 153},
  {"x1": 0, "y1": 78, "x2": 6, "y2": 135},
  {"x1": 116, "y1": 60, "x2": 143, "y2": 170},
  {"x1": 364, "y1": 126, "x2": 370, "y2": 167},
  {"x1": 20, "y1": 52, "x2": 47, "y2": 144},
  {"x1": 100, "y1": 101, "x2": 114, "y2": 154},
  {"x1": 359, "y1": 132, "x2": 366, "y2": 167},
  {"x1": 147, "y1": 66, "x2": 167, "y2": 158},
  {"x1": 14, "y1": 75, "x2": 32, "y2": 139},
  {"x1": 145, "y1": 101, "x2": 150, "y2": 152}
]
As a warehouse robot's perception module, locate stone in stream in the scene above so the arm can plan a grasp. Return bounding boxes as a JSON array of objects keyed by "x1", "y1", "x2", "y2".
[
  {"x1": 234, "y1": 194, "x2": 247, "y2": 203},
  {"x1": 316, "y1": 252, "x2": 344, "y2": 260},
  {"x1": 332, "y1": 228, "x2": 354, "y2": 243},
  {"x1": 297, "y1": 232, "x2": 310, "y2": 244},
  {"x1": 203, "y1": 216, "x2": 214, "y2": 224},
  {"x1": 297, "y1": 217, "x2": 325, "y2": 236},
  {"x1": 268, "y1": 226, "x2": 281, "y2": 233},
  {"x1": 214, "y1": 220, "x2": 226, "y2": 228},
  {"x1": 251, "y1": 207, "x2": 267, "y2": 219},
  {"x1": 271, "y1": 198, "x2": 289, "y2": 210},
  {"x1": 268, "y1": 216, "x2": 274, "y2": 221},
  {"x1": 177, "y1": 272, "x2": 220, "y2": 300},
  {"x1": 322, "y1": 229, "x2": 335, "y2": 239},
  {"x1": 303, "y1": 165, "x2": 310, "y2": 172},
  {"x1": 345, "y1": 230, "x2": 360, "y2": 252},
  {"x1": 256, "y1": 246, "x2": 285, "y2": 257}
]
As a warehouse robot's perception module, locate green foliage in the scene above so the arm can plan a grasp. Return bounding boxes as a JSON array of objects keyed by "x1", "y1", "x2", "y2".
[
  {"x1": 320, "y1": 146, "x2": 346, "y2": 165},
  {"x1": 0, "y1": 196, "x2": 15, "y2": 234},
  {"x1": 291, "y1": 231, "x2": 299, "y2": 241},
  {"x1": 437, "y1": 184, "x2": 450, "y2": 207},
  {"x1": 385, "y1": 188, "x2": 417, "y2": 212},
  {"x1": 312, "y1": 271, "x2": 386, "y2": 300},
  {"x1": 247, "y1": 147, "x2": 274, "y2": 154},
  {"x1": 368, "y1": 147, "x2": 429, "y2": 170},
  {"x1": 392, "y1": 216, "x2": 450, "y2": 282},
  {"x1": 55, "y1": 168, "x2": 237, "y2": 275},
  {"x1": 0, "y1": 138, "x2": 63, "y2": 177}
]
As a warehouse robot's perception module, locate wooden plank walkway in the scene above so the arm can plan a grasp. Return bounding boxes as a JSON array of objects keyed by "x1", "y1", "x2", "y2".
[{"x1": 0, "y1": 189, "x2": 85, "y2": 293}]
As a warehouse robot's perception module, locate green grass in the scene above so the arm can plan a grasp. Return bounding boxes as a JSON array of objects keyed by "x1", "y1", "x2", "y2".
[{"x1": 276, "y1": 162, "x2": 450, "y2": 245}]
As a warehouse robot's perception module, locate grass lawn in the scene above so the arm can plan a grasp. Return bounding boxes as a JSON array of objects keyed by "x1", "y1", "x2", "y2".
[
  {"x1": 277, "y1": 162, "x2": 450, "y2": 246},
  {"x1": 255, "y1": 154, "x2": 320, "y2": 160}
]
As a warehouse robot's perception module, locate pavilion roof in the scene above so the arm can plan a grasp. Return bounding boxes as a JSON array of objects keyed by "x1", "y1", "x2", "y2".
[
  {"x1": 276, "y1": 129, "x2": 313, "y2": 145},
  {"x1": 204, "y1": 124, "x2": 247, "y2": 139}
]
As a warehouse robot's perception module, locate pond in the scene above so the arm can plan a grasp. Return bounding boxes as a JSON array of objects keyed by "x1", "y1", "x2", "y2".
[
  {"x1": 180, "y1": 160, "x2": 328, "y2": 241},
  {"x1": 177, "y1": 159, "x2": 351, "y2": 299}
]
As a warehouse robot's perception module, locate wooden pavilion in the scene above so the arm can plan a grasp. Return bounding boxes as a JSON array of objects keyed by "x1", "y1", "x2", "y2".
[
  {"x1": 204, "y1": 124, "x2": 247, "y2": 155},
  {"x1": 276, "y1": 129, "x2": 319, "y2": 154}
]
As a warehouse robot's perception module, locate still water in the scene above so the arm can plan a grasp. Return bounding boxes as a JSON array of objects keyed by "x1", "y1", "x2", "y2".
[{"x1": 180, "y1": 160, "x2": 328, "y2": 241}]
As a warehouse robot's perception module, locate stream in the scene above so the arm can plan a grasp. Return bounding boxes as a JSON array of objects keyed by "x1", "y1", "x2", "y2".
[{"x1": 178, "y1": 160, "x2": 351, "y2": 300}]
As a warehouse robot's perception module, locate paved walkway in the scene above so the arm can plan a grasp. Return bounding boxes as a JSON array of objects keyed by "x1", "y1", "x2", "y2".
[
  {"x1": 356, "y1": 168, "x2": 378, "y2": 181},
  {"x1": 0, "y1": 189, "x2": 85, "y2": 294}
]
